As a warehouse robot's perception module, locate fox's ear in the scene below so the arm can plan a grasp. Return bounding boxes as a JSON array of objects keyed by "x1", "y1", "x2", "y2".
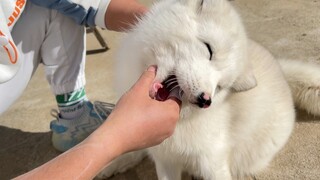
[{"x1": 231, "y1": 69, "x2": 257, "y2": 92}]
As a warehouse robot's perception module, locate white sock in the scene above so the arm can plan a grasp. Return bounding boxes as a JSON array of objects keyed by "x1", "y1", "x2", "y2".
[{"x1": 55, "y1": 87, "x2": 87, "y2": 120}]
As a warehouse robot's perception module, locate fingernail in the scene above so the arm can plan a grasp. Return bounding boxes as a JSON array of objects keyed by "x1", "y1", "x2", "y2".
[{"x1": 147, "y1": 65, "x2": 157, "y2": 72}]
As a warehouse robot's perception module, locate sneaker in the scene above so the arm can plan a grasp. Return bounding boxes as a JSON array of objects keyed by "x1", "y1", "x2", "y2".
[{"x1": 50, "y1": 101, "x2": 115, "y2": 152}]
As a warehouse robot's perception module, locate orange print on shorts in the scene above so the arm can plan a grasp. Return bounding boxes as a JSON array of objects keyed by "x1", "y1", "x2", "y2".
[
  {"x1": 7, "y1": 0, "x2": 26, "y2": 27},
  {"x1": 0, "y1": 31, "x2": 18, "y2": 64}
]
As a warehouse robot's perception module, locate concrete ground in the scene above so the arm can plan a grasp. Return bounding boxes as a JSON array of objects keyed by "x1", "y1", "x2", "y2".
[{"x1": 0, "y1": 0, "x2": 319, "y2": 179}]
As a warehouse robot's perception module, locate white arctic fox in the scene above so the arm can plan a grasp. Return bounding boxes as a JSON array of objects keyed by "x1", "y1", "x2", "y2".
[{"x1": 99, "y1": 0, "x2": 320, "y2": 179}]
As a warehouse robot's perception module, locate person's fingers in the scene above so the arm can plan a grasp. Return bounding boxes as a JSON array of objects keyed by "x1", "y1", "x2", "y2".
[
  {"x1": 165, "y1": 97, "x2": 182, "y2": 107},
  {"x1": 133, "y1": 65, "x2": 157, "y2": 90}
]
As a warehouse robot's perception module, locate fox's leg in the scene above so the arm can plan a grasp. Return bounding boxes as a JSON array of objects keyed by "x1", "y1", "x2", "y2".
[
  {"x1": 154, "y1": 159, "x2": 182, "y2": 180},
  {"x1": 279, "y1": 59, "x2": 320, "y2": 116}
]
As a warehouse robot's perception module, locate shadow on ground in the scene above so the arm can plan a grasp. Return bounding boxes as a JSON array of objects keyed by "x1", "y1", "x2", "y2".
[
  {"x1": 0, "y1": 126, "x2": 59, "y2": 179},
  {"x1": 1, "y1": 110, "x2": 317, "y2": 180}
]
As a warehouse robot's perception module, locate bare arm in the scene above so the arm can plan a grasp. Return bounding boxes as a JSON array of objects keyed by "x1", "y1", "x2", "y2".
[
  {"x1": 104, "y1": 0, "x2": 148, "y2": 31},
  {"x1": 29, "y1": 0, "x2": 147, "y2": 31},
  {"x1": 14, "y1": 66, "x2": 180, "y2": 179}
]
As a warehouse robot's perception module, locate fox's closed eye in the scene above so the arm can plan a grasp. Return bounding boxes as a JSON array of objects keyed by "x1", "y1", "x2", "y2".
[{"x1": 204, "y1": 42, "x2": 213, "y2": 60}]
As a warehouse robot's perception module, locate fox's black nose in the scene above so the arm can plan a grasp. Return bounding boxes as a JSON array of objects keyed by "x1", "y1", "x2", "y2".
[{"x1": 197, "y1": 92, "x2": 211, "y2": 108}]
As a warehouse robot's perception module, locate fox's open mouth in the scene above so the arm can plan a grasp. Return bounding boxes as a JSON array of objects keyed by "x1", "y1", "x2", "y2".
[
  {"x1": 155, "y1": 75, "x2": 184, "y2": 101},
  {"x1": 154, "y1": 75, "x2": 212, "y2": 108},
  {"x1": 154, "y1": 75, "x2": 212, "y2": 109}
]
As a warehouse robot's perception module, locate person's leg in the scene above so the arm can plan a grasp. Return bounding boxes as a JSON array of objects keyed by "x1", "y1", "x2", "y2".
[
  {"x1": 39, "y1": 6, "x2": 88, "y2": 120},
  {"x1": 20, "y1": 2, "x2": 114, "y2": 152},
  {"x1": 0, "y1": 1, "x2": 44, "y2": 115}
]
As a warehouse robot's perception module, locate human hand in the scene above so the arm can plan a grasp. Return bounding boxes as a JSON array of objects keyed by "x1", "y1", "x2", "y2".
[
  {"x1": 15, "y1": 66, "x2": 180, "y2": 180},
  {"x1": 106, "y1": 66, "x2": 181, "y2": 153}
]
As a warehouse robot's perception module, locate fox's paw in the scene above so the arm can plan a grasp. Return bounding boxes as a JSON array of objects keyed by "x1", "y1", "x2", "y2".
[{"x1": 293, "y1": 84, "x2": 320, "y2": 116}]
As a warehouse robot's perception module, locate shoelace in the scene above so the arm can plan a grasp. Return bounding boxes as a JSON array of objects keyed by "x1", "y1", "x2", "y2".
[
  {"x1": 93, "y1": 101, "x2": 115, "y2": 120},
  {"x1": 50, "y1": 101, "x2": 115, "y2": 121}
]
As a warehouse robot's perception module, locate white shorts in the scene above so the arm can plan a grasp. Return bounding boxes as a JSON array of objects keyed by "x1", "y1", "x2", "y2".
[{"x1": 0, "y1": 1, "x2": 86, "y2": 114}]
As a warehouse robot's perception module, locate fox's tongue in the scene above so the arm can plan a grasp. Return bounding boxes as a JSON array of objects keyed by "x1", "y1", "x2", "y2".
[{"x1": 155, "y1": 75, "x2": 184, "y2": 101}]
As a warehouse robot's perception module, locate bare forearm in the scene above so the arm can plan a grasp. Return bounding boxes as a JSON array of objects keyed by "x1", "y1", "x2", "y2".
[
  {"x1": 14, "y1": 121, "x2": 123, "y2": 180},
  {"x1": 13, "y1": 66, "x2": 180, "y2": 179},
  {"x1": 105, "y1": 0, "x2": 148, "y2": 31}
]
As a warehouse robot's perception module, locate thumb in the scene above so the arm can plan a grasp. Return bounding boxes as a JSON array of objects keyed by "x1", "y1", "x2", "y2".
[{"x1": 134, "y1": 65, "x2": 157, "y2": 89}]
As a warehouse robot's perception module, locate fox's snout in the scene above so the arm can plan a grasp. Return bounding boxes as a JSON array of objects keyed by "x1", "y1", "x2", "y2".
[{"x1": 196, "y1": 92, "x2": 212, "y2": 108}]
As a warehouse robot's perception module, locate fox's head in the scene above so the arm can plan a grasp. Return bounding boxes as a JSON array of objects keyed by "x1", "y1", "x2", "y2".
[{"x1": 120, "y1": 0, "x2": 257, "y2": 108}]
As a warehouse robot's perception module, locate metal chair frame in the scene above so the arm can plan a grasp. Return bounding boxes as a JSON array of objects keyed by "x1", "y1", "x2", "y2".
[{"x1": 86, "y1": 27, "x2": 109, "y2": 55}]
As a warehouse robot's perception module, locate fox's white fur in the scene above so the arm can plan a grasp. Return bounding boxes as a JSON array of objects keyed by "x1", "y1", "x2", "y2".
[{"x1": 99, "y1": 0, "x2": 320, "y2": 179}]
